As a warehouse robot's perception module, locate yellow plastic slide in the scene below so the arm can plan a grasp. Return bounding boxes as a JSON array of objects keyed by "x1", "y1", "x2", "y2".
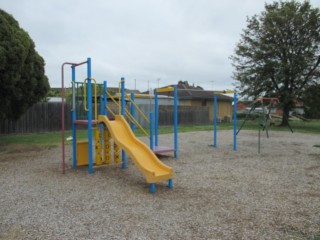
[{"x1": 98, "y1": 115, "x2": 174, "y2": 183}]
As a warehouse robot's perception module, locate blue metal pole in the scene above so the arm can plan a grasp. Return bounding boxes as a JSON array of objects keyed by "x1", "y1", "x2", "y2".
[
  {"x1": 213, "y1": 94, "x2": 218, "y2": 148},
  {"x1": 120, "y1": 77, "x2": 127, "y2": 169},
  {"x1": 233, "y1": 91, "x2": 237, "y2": 151},
  {"x1": 87, "y1": 57, "x2": 94, "y2": 174},
  {"x1": 168, "y1": 179, "x2": 173, "y2": 189},
  {"x1": 150, "y1": 183, "x2": 156, "y2": 193},
  {"x1": 121, "y1": 77, "x2": 125, "y2": 115},
  {"x1": 103, "y1": 81, "x2": 107, "y2": 116},
  {"x1": 174, "y1": 85, "x2": 178, "y2": 159},
  {"x1": 154, "y1": 90, "x2": 159, "y2": 147},
  {"x1": 130, "y1": 92, "x2": 135, "y2": 131},
  {"x1": 71, "y1": 66, "x2": 77, "y2": 168},
  {"x1": 149, "y1": 112, "x2": 154, "y2": 151}
]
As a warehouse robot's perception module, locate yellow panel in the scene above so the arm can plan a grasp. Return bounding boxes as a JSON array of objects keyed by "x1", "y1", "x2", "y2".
[
  {"x1": 76, "y1": 141, "x2": 89, "y2": 166},
  {"x1": 114, "y1": 143, "x2": 121, "y2": 164},
  {"x1": 104, "y1": 129, "x2": 112, "y2": 164},
  {"x1": 95, "y1": 130, "x2": 103, "y2": 165}
]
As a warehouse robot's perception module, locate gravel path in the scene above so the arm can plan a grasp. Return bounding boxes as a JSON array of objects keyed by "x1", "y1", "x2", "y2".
[{"x1": 0, "y1": 130, "x2": 319, "y2": 239}]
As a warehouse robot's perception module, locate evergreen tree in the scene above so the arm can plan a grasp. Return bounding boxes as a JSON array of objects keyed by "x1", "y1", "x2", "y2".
[{"x1": 0, "y1": 9, "x2": 50, "y2": 120}]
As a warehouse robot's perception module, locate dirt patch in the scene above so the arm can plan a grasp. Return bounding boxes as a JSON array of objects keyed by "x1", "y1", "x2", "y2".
[
  {"x1": 0, "y1": 144, "x2": 50, "y2": 162},
  {"x1": 4, "y1": 144, "x2": 46, "y2": 153},
  {"x1": 0, "y1": 130, "x2": 319, "y2": 239}
]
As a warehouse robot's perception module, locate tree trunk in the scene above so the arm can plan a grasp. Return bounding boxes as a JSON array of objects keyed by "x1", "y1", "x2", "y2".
[{"x1": 280, "y1": 104, "x2": 290, "y2": 126}]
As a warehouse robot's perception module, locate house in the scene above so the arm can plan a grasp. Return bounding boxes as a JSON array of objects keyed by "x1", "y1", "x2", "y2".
[
  {"x1": 47, "y1": 97, "x2": 63, "y2": 103},
  {"x1": 158, "y1": 81, "x2": 234, "y2": 122},
  {"x1": 237, "y1": 99, "x2": 305, "y2": 118}
]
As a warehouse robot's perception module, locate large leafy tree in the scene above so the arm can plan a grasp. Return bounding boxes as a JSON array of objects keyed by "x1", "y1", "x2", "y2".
[
  {"x1": 302, "y1": 84, "x2": 320, "y2": 118},
  {"x1": 231, "y1": 1, "x2": 320, "y2": 126},
  {"x1": 0, "y1": 9, "x2": 50, "y2": 120}
]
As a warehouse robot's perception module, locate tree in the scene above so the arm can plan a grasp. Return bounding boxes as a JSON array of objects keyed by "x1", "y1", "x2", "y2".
[
  {"x1": 302, "y1": 84, "x2": 320, "y2": 118},
  {"x1": 0, "y1": 9, "x2": 50, "y2": 120},
  {"x1": 230, "y1": 1, "x2": 320, "y2": 126}
]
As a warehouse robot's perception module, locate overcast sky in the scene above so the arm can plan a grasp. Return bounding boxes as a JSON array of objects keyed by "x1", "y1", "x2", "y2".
[{"x1": 1, "y1": 0, "x2": 319, "y2": 92}]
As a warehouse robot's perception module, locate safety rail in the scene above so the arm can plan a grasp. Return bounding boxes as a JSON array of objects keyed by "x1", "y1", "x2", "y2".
[
  {"x1": 106, "y1": 106, "x2": 116, "y2": 118},
  {"x1": 106, "y1": 91, "x2": 120, "y2": 114},
  {"x1": 126, "y1": 94, "x2": 150, "y2": 124},
  {"x1": 105, "y1": 90, "x2": 149, "y2": 137},
  {"x1": 83, "y1": 77, "x2": 98, "y2": 121}
]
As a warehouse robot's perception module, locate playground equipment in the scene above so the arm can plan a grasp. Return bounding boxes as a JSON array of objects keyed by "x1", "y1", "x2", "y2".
[
  {"x1": 236, "y1": 97, "x2": 293, "y2": 153},
  {"x1": 61, "y1": 58, "x2": 174, "y2": 193},
  {"x1": 110, "y1": 84, "x2": 179, "y2": 159},
  {"x1": 61, "y1": 59, "x2": 91, "y2": 175},
  {"x1": 211, "y1": 90, "x2": 237, "y2": 151},
  {"x1": 153, "y1": 86, "x2": 178, "y2": 158},
  {"x1": 98, "y1": 115, "x2": 173, "y2": 186}
]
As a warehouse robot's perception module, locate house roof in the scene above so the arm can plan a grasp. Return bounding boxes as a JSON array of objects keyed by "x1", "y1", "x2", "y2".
[{"x1": 158, "y1": 82, "x2": 233, "y2": 102}]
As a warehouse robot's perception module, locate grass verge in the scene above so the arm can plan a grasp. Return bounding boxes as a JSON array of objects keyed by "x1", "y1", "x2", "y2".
[{"x1": 0, "y1": 119, "x2": 319, "y2": 147}]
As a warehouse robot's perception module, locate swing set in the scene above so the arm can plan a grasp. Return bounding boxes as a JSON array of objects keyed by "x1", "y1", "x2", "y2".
[{"x1": 237, "y1": 97, "x2": 293, "y2": 153}]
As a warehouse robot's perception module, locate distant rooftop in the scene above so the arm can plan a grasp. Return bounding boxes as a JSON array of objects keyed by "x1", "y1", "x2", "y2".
[{"x1": 158, "y1": 81, "x2": 233, "y2": 101}]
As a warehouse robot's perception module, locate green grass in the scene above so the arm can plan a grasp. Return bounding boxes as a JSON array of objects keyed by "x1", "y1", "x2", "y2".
[
  {"x1": 237, "y1": 118, "x2": 320, "y2": 134},
  {"x1": 309, "y1": 153, "x2": 320, "y2": 161},
  {"x1": 0, "y1": 119, "x2": 319, "y2": 147},
  {"x1": 0, "y1": 130, "x2": 88, "y2": 147},
  {"x1": 313, "y1": 235, "x2": 320, "y2": 240}
]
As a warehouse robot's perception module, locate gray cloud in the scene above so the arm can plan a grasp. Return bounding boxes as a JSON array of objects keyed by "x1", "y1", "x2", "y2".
[{"x1": 1, "y1": 0, "x2": 319, "y2": 92}]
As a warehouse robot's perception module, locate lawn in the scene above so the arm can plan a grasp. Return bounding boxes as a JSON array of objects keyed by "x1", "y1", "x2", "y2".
[{"x1": 0, "y1": 119, "x2": 319, "y2": 147}]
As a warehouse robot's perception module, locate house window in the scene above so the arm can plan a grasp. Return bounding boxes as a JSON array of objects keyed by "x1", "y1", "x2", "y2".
[{"x1": 202, "y1": 99, "x2": 207, "y2": 106}]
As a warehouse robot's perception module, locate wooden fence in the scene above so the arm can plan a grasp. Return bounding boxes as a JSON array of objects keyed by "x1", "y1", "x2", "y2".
[
  {"x1": 0, "y1": 103, "x2": 71, "y2": 134},
  {"x1": 0, "y1": 102, "x2": 210, "y2": 134}
]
